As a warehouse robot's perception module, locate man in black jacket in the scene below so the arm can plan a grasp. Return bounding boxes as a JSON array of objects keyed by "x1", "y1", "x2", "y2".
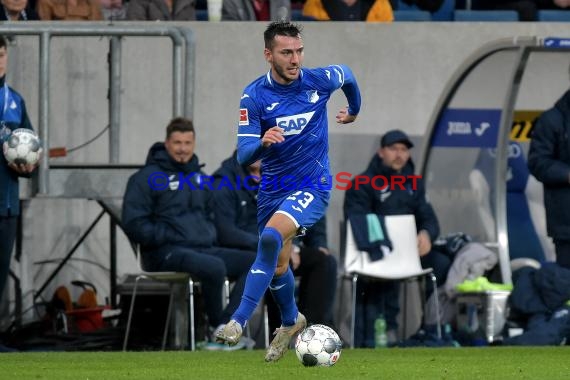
[
  {"x1": 212, "y1": 152, "x2": 338, "y2": 330},
  {"x1": 343, "y1": 129, "x2": 451, "y2": 347},
  {"x1": 528, "y1": 88, "x2": 570, "y2": 270},
  {"x1": 122, "y1": 118, "x2": 256, "y2": 343}
]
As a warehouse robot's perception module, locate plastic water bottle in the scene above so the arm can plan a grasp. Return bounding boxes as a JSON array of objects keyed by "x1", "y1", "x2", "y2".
[{"x1": 374, "y1": 315, "x2": 387, "y2": 348}]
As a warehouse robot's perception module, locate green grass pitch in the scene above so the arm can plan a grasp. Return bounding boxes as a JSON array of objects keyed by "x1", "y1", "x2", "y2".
[{"x1": 0, "y1": 347, "x2": 569, "y2": 380}]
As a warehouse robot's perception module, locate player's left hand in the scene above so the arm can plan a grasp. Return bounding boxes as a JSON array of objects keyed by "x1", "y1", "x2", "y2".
[{"x1": 336, "y1": 106, "x2": 357, "y2": 124}]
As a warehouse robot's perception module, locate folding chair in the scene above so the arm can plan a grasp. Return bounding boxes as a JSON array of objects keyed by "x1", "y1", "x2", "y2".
[
  {"x1": 122, "y1": 247, "x2": 194, "y2": 351},
  {"x1": 98, "y1": 199, "x2": 228, "y2": 351},
  {"x1": 122, "y1": 247, "x2": 231, "y2": 351},
  {"x1": 342, "y1": 214, "x2": 440, "y2": 348}
]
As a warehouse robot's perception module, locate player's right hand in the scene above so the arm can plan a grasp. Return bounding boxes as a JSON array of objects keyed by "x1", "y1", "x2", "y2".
[
  {"x1": 262, "y1": 126, "x2": 285, "y2": 147},
  {"x1": 8, "y1": 162, "x2": 34, "y2": 174}
]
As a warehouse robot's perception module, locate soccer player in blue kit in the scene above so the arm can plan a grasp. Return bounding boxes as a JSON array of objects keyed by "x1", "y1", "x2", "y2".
[{"x1": 216, "y1": 21, "x2": 361, "y2": 362}]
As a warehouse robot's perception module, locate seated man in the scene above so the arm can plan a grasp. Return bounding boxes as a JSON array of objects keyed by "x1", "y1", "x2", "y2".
[
  {"x1": 343, "y1": 129, "x2": 451, "y2": 348},
  {"x1": 212, "y1": 152, "x2": 338, "y2": 330},
  {"x1": 122, "y1": 118, "x2": 256, "y2": 347}
]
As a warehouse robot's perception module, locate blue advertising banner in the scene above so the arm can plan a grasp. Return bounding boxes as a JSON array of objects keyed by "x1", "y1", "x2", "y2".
[
  {"x1": 431, "y1": 108, "x2": 501, "y2": 148},
  {"x1": 543, "y1": 38, "x2": 570, "y2": 49}
]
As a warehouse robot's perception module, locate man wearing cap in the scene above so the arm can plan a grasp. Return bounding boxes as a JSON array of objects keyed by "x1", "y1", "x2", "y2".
[{"x1": 343, "y1": 129, "x2": 451, "y2": 347}]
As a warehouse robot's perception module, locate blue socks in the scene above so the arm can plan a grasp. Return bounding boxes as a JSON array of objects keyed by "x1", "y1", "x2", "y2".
[
  {"x1": 232, "y1": 227, "x2": 282, "y2": 327},
  {"x1": 269, "y1": 266, "x2": 298, "y2": 327}
]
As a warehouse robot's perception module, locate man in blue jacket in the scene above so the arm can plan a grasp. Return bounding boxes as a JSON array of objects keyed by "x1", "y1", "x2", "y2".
[
  {"x1": 122, "y1": 118, "x2": 256, "y2": 345},
  {"x1": 212, "y1": 152, "x2": 338, "y2": 331},
  {"x1": 0, "y1": 35, "x2": 38, "y2": 310},
  {"x1": 343, "y1": 129, "x2": 451, "y2": 347},
  {"x1": 528, "y1": 88, "x2": 570, "y2": 270}
]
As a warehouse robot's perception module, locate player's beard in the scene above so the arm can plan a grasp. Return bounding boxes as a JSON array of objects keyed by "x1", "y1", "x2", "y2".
[{"x1": 273, "y1": 63, "x2": 299, "y2": 84}]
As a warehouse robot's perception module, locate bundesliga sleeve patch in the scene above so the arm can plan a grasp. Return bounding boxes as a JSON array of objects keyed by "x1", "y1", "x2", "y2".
[{"x1": 239, "y1": 108, "x2": 249, "y2": 126}]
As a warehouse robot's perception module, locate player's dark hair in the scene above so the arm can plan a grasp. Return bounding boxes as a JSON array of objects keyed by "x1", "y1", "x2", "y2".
[
  {"x1": 0, "y1": 36, "x2": 7, "y2": 50},
  {"x1": 166, "y1": 117, "x2": 194, "y2": 139},
  {"x1": 264, "y1": 21, "x2": 302, "y2": 50}
]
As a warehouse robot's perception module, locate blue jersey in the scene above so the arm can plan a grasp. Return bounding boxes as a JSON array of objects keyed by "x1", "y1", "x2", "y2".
[{"x1": 236, "y1": 65, "x2": 361, "y2": 200}]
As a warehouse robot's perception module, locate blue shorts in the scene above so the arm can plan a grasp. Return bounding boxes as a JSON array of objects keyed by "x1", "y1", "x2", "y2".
[{"x1": 257, "y1": 188, "x2": 330, "y2": 234}]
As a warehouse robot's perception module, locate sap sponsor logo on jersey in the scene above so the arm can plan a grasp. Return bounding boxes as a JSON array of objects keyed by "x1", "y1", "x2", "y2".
[
  {"x1": 276, "y1": 111, "x2": 315, "y2": 135},
  {"x1": 446, "y1": 121, "x2": 491, "y2": 137}
]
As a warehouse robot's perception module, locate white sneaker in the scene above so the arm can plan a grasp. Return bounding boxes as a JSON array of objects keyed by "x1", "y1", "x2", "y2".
[
  {"x1": 215, "y1": 320, "x2": 243, "y2": 346},
  {"x1": 265, "y1": 312, "x2": 306, "y2": 362}
]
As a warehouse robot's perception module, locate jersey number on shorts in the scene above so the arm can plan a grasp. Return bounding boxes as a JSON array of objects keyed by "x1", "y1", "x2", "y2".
[{"x1": 286, "y1": 191, "x2": 315, "y2": 213}]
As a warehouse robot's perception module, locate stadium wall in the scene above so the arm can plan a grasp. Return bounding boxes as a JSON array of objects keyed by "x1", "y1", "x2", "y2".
[{"x1": 4, "y1": 22, "x2": 570, "y2": 330}]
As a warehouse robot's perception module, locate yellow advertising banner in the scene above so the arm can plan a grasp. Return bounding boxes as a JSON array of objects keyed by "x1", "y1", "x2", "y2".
[{"x1": 511, "y1": 111, "x2": 542, "y2": 142}]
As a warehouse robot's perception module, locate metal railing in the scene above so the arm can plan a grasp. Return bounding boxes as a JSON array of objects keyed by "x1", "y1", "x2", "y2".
[
  {"x1": 1, "y1": 24, "x2": 196, "y2": 314},
  {"x1": 0, "y1": 23, "x2": 195, "y2": 194}
]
